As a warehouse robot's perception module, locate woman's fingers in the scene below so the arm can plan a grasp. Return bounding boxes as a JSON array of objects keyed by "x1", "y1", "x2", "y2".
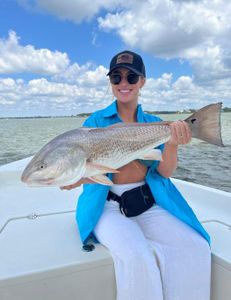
[
  {"x1": 168, "y1": 121, "x2": 192, "y2": 145},
  {"x1": 60, "y1": 178, "x2": 94, "y2": 190}
]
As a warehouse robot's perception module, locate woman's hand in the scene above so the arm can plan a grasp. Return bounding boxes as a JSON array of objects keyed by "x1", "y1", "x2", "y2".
[
  {"x1": 168, "y1": 120, "x2": 192, "y2": 146},
  {"x1": 60, "y1": 178, "x2": 94, "y2": 190},
  {"x1": 157, "y1": 120, "x2": 192, "y2": 178}
]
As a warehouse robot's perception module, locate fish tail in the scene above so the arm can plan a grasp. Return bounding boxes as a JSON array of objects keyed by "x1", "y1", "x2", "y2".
[{"x1": 184, "y1": 102, "x2": 224, "y2": 147}]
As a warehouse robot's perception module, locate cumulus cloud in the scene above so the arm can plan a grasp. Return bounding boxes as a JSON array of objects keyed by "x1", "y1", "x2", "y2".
[
  {"x1": 0, "y1": 63, "x2": 112, "y2": 116},
  {"x1": 52, "y1": 63, "x2": 108, "y2": 87},
  {"x1": 141, "y1": 74, "x2": 210, "y2": 111},
  {"x1": 98, "y1": 0, "x2": 231, "y2": 84},
  {"x1": 17, "y1": 0, "x2": 231, "y2": 85},
  {"x1": 1, "y1": 69, "x2": 230, "y2": 117},
  {"x1": 0, "y1": 28, "x2": 110, "y2": 116},
  {"x1": 1, "y1": 0, "x2": 231, "y2": 116},
  {"x1": 19, "y1": 0, "x2": 132, "y2": 23},
  {"x1": 0, "y1": 31, "x2": 69, "y2": 75}
]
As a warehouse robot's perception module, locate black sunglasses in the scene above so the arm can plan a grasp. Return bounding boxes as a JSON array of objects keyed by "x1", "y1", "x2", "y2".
[{"x1": 109, "y1": 72, "x2": 140, "y2": 85}]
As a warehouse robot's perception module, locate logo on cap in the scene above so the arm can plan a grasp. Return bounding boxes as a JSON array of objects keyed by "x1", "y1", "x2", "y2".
[{"x1": 116, "y1": 53, "x2": 133, "y2": 65}]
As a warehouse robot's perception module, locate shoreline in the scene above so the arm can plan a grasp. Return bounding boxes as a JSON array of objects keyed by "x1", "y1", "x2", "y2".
[{"x1": 1, "y1": 109, "x2": 231, "y2": 120}]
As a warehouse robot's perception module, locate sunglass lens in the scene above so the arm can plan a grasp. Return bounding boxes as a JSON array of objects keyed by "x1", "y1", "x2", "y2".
[
  {"x1": 109, "y1": 73, "x2": 140, "y2": 85},
  {"x1": 109, "y1": 74, "x2": 121, "y2": 85},
  {"x1": 127, "y1": 73, "x2": 139, "y2": 84}
]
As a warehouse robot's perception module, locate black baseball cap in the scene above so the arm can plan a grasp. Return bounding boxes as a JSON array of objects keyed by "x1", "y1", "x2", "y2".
[{"x1": 107, "y1": 50, "x2": 146, "y2": 77}]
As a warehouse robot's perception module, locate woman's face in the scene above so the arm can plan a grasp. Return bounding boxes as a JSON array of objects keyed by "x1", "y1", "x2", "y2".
[{"x1": 110, "y1": 68, "x2": 145, "y2": 105}]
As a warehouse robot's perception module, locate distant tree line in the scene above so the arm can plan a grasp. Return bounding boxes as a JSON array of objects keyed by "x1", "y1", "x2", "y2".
[
  {"x1": 1, "y1": 107, "x2": 230, "y2": 119},
  {"x1": 143, "y1": 107, "x2": 231, "y2": 115},
  {"x1": 223, "y1": 107, "x2": 231, "y2": 112},
  {"x1": 76, "y1": 113, "x2": 92, "y2": 117}
]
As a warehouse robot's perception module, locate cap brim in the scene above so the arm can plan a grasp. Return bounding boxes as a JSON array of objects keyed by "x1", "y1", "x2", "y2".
[{"x1": 107, "y1": 64, "x2": 143, "y2": 76}]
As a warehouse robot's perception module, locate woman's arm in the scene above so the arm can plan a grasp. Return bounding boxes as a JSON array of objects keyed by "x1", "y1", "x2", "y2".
[{"x1": 157, "y1": 120, "x2": 192, "y2": 178}]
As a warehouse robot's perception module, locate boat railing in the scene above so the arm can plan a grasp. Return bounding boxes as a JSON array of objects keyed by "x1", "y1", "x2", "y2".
[
  {"x1": 202, "y1": 219, "x2": 231, "y2": 230},
  {"x1": 0, "y1": 209, "x2": 75, "y2": 235}
]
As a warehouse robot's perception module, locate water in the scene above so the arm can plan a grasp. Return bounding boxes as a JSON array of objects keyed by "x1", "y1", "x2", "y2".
[
  {"x1": 161, "y1": 113, "x2": 231, "y2": 193},
  {"x1": 0, "y1": 113, "x2": 230, "y2": 192}
]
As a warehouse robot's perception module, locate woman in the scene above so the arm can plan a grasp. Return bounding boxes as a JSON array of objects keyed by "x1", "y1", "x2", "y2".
[{"x1": 62, "y1": 50, "x2": 211, "y2": 300}]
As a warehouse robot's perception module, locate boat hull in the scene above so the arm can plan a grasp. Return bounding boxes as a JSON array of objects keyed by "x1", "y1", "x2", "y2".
[{"x1": 0, "y1": 158, "x2": 230, "y2": 299}]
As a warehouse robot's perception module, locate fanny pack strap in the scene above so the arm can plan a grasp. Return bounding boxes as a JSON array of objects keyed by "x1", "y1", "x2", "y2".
[
  {"x1": 107, "y1": 183, "x2": 153, "y2": 204},
  {"x1": 107, "y1": 190, "x2": 122, "y2": 203}
]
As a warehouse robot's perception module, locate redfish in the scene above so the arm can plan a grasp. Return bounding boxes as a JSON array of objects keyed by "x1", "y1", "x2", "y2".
[{"x1": 21, "y1": 103, "x2": 224, "y2": 186}]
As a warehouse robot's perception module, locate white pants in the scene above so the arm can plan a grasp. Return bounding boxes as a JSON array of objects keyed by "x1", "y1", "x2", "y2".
[{"x1": 94, "y1": 182, "x2": 211, "y2": 300}]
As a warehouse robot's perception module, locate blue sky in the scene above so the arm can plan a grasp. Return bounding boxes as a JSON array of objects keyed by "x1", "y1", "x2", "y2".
[{"x1": 0, "y1": 0, "x2": 230, "y2": 117}]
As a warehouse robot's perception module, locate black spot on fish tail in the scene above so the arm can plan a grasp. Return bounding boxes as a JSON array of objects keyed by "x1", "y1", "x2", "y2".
[{"x1": 190, "y1": 118, "x2": 197, "y2": 124}]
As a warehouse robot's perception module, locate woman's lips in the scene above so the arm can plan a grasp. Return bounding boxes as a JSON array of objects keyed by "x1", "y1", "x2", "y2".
[{"x1": 119, "y1": 89, "x2": 131, "y2": 94}]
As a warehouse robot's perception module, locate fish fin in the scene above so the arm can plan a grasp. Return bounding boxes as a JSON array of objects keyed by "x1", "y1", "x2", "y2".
[
  {"x1": 89, "y1": 175, "x2": 113, "y2": 185},
  {"x1": 185, "y1": 102, "x2": 224, "y2": 147},
  {"x1": 79, "y1": 127, "x2": 97, "y2": 131},
  {"x1": 137, "y1": 149, "x2": 163, "y2": 161},
  {"x1": 86, "y1": 162, "x2": 120, "y2": 174}
]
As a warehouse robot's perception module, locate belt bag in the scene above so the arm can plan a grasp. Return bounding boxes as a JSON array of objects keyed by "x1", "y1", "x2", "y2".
[{"x1": 107, "y1": 183, "x2": 155, "y2": 217}]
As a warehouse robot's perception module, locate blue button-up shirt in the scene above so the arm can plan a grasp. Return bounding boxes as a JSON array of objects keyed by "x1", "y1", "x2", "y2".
[{"x1": 76, "y1": 101, "x2": 210, "y2": 245}]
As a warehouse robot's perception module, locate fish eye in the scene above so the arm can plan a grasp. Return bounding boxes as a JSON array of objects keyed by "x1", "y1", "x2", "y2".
[{"x1": 37, "y1": 161, "x2": 47, "y2": 170}]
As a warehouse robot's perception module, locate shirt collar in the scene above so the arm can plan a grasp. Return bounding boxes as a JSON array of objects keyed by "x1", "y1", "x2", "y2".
[
  {"x1": 102, "y1": 100, "x2": 118, "y2": 117},
  {"x1": 103, "y1": 100, "x2": 144, "y2": 122},
  {"x1": 136, "y1": 103, "x2": 144, "y2": 122}
]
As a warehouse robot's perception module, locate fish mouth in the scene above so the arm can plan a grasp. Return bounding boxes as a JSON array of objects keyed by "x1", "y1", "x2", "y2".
[
  {"x1": 21, "y1": 172, "x2": 31, "y2": 184},
  {"x1": 21, "y1": 175, "x2": 55, "y2": 186}
]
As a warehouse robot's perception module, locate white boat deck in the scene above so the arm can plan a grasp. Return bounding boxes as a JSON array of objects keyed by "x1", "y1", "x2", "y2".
[{"x1": 0, "y1": 157, "x2": 230, "y2": 300}]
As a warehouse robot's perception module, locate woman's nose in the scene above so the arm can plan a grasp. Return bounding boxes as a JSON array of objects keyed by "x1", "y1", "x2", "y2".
[{"x1": 120, "y1": 76, "x2": 128, "y2": 85}]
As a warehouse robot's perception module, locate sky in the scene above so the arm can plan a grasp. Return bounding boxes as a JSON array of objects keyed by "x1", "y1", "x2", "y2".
[{"x1": 0, "y1": 0, "x2": 231, "y2": 117}]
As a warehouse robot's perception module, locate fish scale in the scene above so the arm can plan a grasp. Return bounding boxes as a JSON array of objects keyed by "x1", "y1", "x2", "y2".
[{"x1": 84, "y1": 124, "x2": 171, "y2": 166}]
